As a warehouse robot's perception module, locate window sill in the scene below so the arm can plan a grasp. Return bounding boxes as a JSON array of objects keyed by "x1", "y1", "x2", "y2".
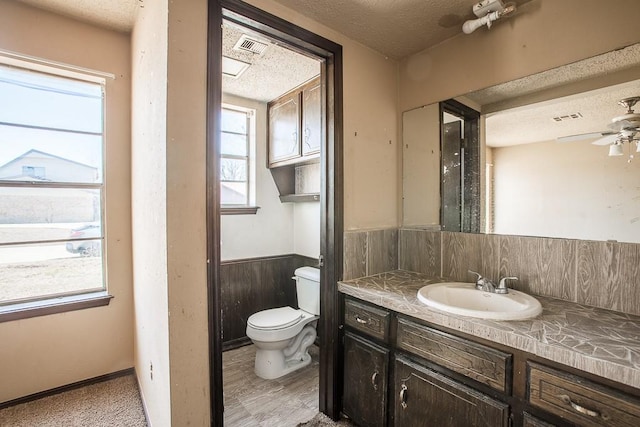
[
  {"x1": 221, "y1": 206, "x2": 260, "y2": 215},
  {"x1": 0, "y1": 291, "x2": 113, "y2": 323}
]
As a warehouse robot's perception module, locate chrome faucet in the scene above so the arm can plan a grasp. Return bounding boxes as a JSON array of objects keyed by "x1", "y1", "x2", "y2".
[
  {"x1": 495, "y1": 276, "x2": 518, "y2": 294},
  {"x1": 468, "y1": 270, "x2": 496, "y2": 292},
  {"x1": 468, "y1": 271, "x2": 518, "y2": 294}
]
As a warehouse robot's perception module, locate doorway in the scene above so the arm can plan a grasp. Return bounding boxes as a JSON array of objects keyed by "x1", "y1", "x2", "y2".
[{"x1": 207, "y1": 1, "x2": 343, "y2": 425}]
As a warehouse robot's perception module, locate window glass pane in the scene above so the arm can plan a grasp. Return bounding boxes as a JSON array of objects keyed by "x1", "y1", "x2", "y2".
[
  {"x1": 221, "y1": 181, "x2": 248, "y2": 205},
  {"x1": 0, "y1": 240, "x2": 104, "y2": 304},
  {"x1": 0, "y1": 65, "x2": 103, "y2": 133},
  {"x1": 0, "y1": 124, "x2": 102, "y2": 183},
  {"x1": 221, "y1": 109, "x2": 247, "y2": 134},
  {"x1": 221, "y1": 132, "x2": 247, "y2": 156},
  {"x1": 220, "y1": 157, "x2": 247, "y2": 182},
  {"x1": 0, "y1": 187, "x2": 102, "y2": 244}
]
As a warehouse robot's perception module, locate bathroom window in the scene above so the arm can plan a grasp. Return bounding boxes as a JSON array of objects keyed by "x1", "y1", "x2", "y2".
[
  {"x1": 221, "y1": 104, "x2": 257, "y2": 213},
  {"x1": 0, "y1": 57, "x2": 109, "y2": 320}
]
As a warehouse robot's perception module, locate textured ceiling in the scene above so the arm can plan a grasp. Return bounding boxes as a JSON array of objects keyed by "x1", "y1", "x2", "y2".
[
  {"x1": 222, "y1": 21, "x2": 320, "y2": 102},
  {"x1": 17, "y1": 0, "x2": 139, "y2": 32},
  {"x1": 19, "y1": 0, "x2": 531, "y2": 56},
  {"x1": 471, "y1": 44, "x2": 640, "y2": 147},
  {"x1": 271, "y1": 0, "x2": 532, "y2": 59}
]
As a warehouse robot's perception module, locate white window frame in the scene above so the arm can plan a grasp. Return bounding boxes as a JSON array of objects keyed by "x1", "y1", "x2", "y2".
[
  {"x1": 221, "y1": 103, "x2": 257, "y2": 214},
  {"x1": 0, "y1": 54, "x2": 112, "y2": 322}
]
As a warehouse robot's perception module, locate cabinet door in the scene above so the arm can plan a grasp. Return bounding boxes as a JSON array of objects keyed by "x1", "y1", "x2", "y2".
[
  {"x1": 393, "y1": 356, "x2": 509, "y2": 427},
  {"x1": 343, "y1": 332, "x2": 389, "y2": 427},
  {"x1": 302, "y1": 79, "x2": 322, "y2": 156},
  {"x1": 268, "y1": 92, "x2": 301, "y2": 165}
]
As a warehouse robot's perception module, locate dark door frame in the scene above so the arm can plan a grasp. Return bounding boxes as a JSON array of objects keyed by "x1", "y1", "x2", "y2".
[
  {"x1": 439, "y1": 99, "x2": 480, "y2": 234},
  {"x1": 206, "y1": 1, "x2": 344, "y2": 425}
]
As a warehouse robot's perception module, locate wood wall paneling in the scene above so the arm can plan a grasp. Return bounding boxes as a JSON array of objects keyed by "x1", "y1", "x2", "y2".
[
  {"x1": 442, "y1": 231, "x2": 500, "y2": 283},
  {"x1": 399, "y1": 229, "x2": 441, "y2": 277},
  {"x1": 499, "y1": 235, "x2": 576, "y2": 301},
  {"x1": 367, "y1": 229, "x2": 398, "y2": 276},
  {"x1": 343, "y1": 231, "x2": 367, "y2": 280},
  {"x1": 577, "y1": 241, "x2": 640, "y2": 316},
  {"x1": 221, "y1": 255, "x2": 317, "y2": 347}
]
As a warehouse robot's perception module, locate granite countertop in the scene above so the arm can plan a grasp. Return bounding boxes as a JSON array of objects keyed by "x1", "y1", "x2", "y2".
[{"x1": 338, "y1": 270, "x2": 640, "y2": 390}]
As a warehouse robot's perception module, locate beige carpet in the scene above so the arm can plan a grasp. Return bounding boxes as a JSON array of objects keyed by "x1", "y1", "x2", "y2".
[{"x1": 0, "y1": 374, "x2": 147, "y2": 427}]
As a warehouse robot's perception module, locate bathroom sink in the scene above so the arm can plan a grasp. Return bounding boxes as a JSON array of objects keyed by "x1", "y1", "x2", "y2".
[{"x1": 417, "y1": 282, "x2": 542, "y2": 320}]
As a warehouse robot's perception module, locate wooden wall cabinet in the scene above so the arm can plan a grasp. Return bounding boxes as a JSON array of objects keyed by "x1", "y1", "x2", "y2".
[{"x1": 268, "y1": 76, "x2": 321, "y2": 168}]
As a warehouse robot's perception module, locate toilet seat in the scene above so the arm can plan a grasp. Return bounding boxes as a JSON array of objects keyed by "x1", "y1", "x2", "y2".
[{"x1": 247, "y1": 306, "x2": 303, "y2": 330}]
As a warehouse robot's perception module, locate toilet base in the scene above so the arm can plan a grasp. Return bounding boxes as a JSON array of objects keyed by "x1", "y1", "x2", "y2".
[{"x1": 253, "y1": 325, "x2": 316, "y2": 379}]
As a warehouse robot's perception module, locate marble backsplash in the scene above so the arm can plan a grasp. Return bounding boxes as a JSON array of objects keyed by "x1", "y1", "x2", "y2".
[{"x1": 344, "y1": 228, "x2": 640, "y2": 317}]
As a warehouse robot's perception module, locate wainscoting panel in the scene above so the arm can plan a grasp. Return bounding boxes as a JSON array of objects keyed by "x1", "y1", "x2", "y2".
[
  {"x1": 343, "y1": 232, "x2": 367, "y2": 281},
  {"x1": 576, "y1": 241, "x2": 640, "y2": 316},
  {"x1": 368, "y1": 229, "x2": 398, "y2": 275},
  {"x1": 442, "y1": 232, "x2": 501, "y2": 283},
  {"x1": 499, "y1": 235, "x2": 576, "y2": 301},
  {"x1": 399, "y1": 229, "x2": 441, "y2": 277},
  {"x1": 221, "y1": 254, "x2": 317, "y2": 348}
]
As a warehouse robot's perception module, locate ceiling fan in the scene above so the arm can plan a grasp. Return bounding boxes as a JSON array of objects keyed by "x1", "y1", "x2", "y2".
[{"x1": 557, "y1": 96, "x2": 640, "y2": 152}]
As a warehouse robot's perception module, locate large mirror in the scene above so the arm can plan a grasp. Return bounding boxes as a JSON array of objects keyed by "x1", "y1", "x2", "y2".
[{"x1": 403, "y1": 43, "x2": 640, "y2": 243}]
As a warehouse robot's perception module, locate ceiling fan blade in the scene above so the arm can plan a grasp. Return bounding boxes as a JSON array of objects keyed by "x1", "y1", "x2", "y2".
[
  {"x1": 556, "y1": 131, "x2": 614, "y2": 143},
  {"x1": 608, "y1": 119, "x2": 640, "y2": 132},
  {"x1": 592, "y1": 134, "x2": 619, "y2": 146}
]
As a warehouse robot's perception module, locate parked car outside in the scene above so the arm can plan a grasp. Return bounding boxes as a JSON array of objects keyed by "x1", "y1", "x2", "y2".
[{"x1": 65, "y1": 224, "x2": 101, "y2": 257}]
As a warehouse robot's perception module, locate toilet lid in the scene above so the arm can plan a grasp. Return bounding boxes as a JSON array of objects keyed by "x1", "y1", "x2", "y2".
[{"x1": 248, "y1": 307, "x2": 303, "y2": 330}]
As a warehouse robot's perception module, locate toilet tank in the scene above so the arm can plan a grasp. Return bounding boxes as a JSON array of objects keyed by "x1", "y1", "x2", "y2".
[{"x1": 294, "y1": 266, "x2": 320, "y2": 315}]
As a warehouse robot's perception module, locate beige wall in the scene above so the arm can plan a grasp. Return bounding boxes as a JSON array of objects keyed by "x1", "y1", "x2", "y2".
[
  {"x1": 0, "y1": 1, "x2": 133, "y2": 403},
  {"x1": 164, "y1": 0, "x2": 210, "y2": 424},
  {"x1": 492, "y1": 140, "x2": 640, "y2": 243},
  {"x1": 245, "y1": 0, "x2": 400, "y2": 231},
  {"x1": 400, "y1": 0, "x2": 640, "y2": 112},
  {"x1": 131, "y1": 0, "x2": 171, "y2": 424},
  {"x1": 131, "y1": 0, "x2": 210, "y2": 425}
]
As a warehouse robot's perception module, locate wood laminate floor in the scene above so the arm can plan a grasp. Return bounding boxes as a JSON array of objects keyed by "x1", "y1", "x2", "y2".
[{"x1": 223, "y1": 344, "x2": 319, "y2": 426}]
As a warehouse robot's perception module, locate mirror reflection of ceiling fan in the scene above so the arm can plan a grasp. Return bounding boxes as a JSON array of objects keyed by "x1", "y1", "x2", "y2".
[{"x1": 557, "y1": 96, "x2": 640, "y2": 156}]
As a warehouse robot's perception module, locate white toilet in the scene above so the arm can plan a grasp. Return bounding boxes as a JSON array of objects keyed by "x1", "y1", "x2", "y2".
[{"x1": 246, "y1": 266, "x2": 320, "y2": 379}]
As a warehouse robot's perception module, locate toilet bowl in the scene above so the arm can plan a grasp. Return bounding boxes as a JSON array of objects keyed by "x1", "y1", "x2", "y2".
[{"x1": 246, "y1": 266, "x2": 320, "y2": 379}]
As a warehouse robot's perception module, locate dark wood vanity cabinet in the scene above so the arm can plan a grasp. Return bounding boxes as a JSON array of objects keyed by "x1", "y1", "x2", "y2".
[
  {"x1": 394, "y1": 356, "x2": 509, "y2": 427},
  {"x1": 342, "y1": 297, "x2": 511, "y2": 427},
  {"x1": 343, "y1": 332, "x2": 389, "y2": 427},
  {"x1": 341, "y1": 295, "x2": 640, "y2": 427},
  {"x1": 527, "y1": 362, "x2": 640, "y2": 427}
]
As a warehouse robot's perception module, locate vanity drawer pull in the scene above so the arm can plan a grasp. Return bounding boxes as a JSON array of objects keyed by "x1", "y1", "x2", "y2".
[
  {"x1": 371, "y1": 371, "x2": 379, "y2": 390},
  {"x1": 399, "y1": 384, "x2": 408, "y2": 409},
  {"x1": 559, "y1": 395, "x2": 601, "y2": 418},
  {"x1": 344, "y1": 299, "x2": 390, "y2": 341},
  {"x1": 528, "y1": 362, "x2": 638, "y2": 426},
  {"x1": 355, "y1": 316, "x2": 368, "y2": 324}
]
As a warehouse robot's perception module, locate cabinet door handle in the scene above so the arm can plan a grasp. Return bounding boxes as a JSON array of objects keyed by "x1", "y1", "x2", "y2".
[
  {"x1": 400, "y1": 384, "x2": 408, "y2": 409},
  {"x1": 355, "y1": 316, "x2": 368, "y2": 324},
  {"x1": 559, "y1": 395, "x2": 601, "y2": 418},
  {"x1": 371, "y1": 371, "x2": 379, "y2": 391}
]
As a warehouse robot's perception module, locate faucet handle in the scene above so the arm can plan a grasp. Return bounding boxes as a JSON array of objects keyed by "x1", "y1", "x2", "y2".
[
  {"x1": 496, "y1": 276, "x2": 518, "y2": 294},
  {"x1": 468, "y1": 270, "x2": 482, "y2": 280},
  {"x1": 468, "y1": 270, "x2": 484, "y2": 290}
]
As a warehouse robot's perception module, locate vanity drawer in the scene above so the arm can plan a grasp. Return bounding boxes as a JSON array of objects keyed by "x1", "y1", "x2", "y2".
[
  {"x1": 344, "y1": 299, "x2": 390, "y2": 342},
  {"x1": 528, "y1": 362, "x2": 640, "y2": 427},
  {"x1": 396, "y1": 317, "x2": 512, "y2": 393}
]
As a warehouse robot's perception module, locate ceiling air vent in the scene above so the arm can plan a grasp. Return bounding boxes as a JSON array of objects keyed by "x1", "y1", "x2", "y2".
[
  {"x1": 552, "y1": 113, "x2": 583, "y2": 122},
  {"x1": 233, "y1": 35, "x2": 269, "y2": 55}
]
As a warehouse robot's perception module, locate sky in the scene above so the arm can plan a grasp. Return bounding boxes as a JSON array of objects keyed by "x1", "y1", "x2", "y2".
[{"x1": 0, "y1": 64, "x2": 103, "y2": 176}]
